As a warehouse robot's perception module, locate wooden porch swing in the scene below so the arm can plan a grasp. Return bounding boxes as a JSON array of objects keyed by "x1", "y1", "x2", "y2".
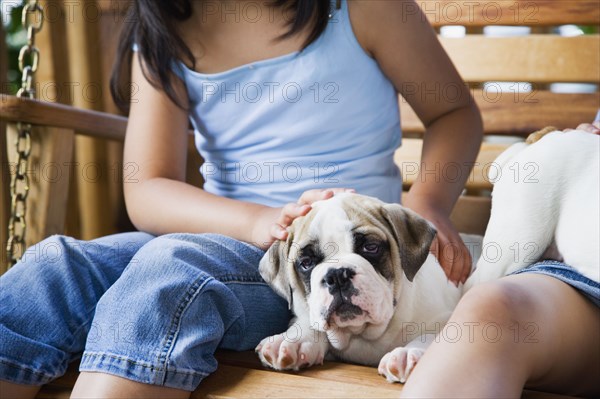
[{"x1": 1, "y1": 1, "x2": 599, "y2": 398}]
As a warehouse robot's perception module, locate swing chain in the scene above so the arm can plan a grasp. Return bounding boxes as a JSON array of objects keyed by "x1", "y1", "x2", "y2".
[{"x1": 7, "y1": 0, "x2": 44, "y2": 267}]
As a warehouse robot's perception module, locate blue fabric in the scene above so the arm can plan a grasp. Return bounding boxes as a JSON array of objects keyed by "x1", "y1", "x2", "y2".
[
  {"x1": 177, "y1": 0, "x2": 402, "y2": 207},
  {"x1": 0, "y1": 233, "x2": 290, "y2": 390},
  {"x1": 510, "y1": 260, "x2": 600, "y2": 307}
]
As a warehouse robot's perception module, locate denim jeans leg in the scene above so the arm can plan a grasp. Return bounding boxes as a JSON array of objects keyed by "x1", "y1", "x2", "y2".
[
  {"x1": 0, "y1": 232, "x2": 154, "y2": 385},
  {"x1": 80, "y1": 233, "x2": 291, "y2": 391}
]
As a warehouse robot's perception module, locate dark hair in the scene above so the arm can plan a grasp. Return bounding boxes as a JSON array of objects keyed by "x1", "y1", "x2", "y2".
[{"x1": 110, "y1": 0, "x2": 339, "y2": 113}]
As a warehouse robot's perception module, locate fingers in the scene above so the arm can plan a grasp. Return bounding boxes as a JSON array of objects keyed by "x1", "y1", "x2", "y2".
[
  {"x1": 297, "y1": 188, "x2": 355, "y2": 205},
  {"x1": 278, "y1": 203, "x2": 311, "y2": 227},
  {"x1": 434, "y1": 232, "x2": 472, "y2": 286},
  {"x1": 575, "y1": 123, "x2": 600, "y2": 135},
  {"x1": 271, "y1": 203, "x2": 312, "y2": 241},
  {"x1": 267, "y1": 189, "x2": 355, "y2": 244},
  {"x1": 447, "y1": 241, "x2": 472, "y2": 285},
  {"x1": 269, "y1": 223, "x2": 288, "y2": 241}
]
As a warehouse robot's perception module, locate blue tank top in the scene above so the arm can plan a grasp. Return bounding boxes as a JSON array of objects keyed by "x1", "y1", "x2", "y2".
[{"x1": 175, "y1": 0, "x2": 402, "y2": 207}]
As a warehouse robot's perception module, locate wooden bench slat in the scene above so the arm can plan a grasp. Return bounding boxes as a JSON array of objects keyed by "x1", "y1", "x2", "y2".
[
  {"x1": 96, "y1": 1, "x2": 600, "y2": 27},
  {"x1": 5, "y1": 89, "x2": 599, "y2": 144},
  {"x1": 451, "y1": 195, "x2": 492, "y2": 235},
  {"x1": 401, "y1": 91, "x2": 600, "y2": 135},
  {"x1": 441, "y1": 35, "x2": 600, "y2": 83},
  {"x1": 193, "y1": 364, "x2": 403, "y2": 399},
  {"x1": 420, "y1": 0, "x2": 600, "y2": 27},
  {"x1": 213, "y1": 351, "x2": 580, "y2": 399},
  {"x1": 217, "y1": 350, "x2": 397, "y2": 390},
  {"x1": 0, "y1": 94, "x2": 127, "y2": 141},
  {"x1": 36, "y1": 357, "x2": 581, "y2": 399},
  {"x1": 199, "y1": 365, "x2": 579, "y2": 399},
  {"x1": 396, "y1": 138, "x2": 509, "y2": 192}
]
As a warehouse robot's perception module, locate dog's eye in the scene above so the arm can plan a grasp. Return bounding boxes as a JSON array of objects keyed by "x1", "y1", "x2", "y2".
[
  {"x1": 362, "y1": 243, "x2": 380, "y2": 254},
  {"x1": 298, "y1": 256, "x2": 316, "y2": 270}
]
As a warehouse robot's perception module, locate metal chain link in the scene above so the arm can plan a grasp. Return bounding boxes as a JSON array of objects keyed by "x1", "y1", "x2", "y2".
[{"x1": 7, "y1": 0, "x2": 44, "y2": 267}]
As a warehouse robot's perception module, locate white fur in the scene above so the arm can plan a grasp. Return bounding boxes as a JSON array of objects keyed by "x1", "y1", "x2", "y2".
[{"x1": 467, "y1": 130, "x2": 600, "y2": 288}]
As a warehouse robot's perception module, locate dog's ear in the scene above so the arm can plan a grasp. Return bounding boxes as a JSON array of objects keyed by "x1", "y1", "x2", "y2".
[
  {"x1": 382, "y1": 204, "x2": 436, "y2": 282},
  {"x1": 259, "y1": 240, "x2": 293, "y2": 304}
]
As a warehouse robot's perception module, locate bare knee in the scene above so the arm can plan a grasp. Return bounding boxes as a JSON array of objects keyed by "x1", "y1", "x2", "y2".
[
  {"x1": 450, "y1": 280, "x2": 550, "y2": 361},
  {"x1": 457, "y1": 280, "x2": 536, "y2": 327}
]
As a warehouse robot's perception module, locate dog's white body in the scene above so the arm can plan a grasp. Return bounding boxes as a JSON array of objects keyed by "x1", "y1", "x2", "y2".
[
  {"x1": 256, "y1": 129, "x2": 598, "y2": 383},
  {"x1": 467, "y1": 130, "x2": 600, "y2": 287},
  {"x1": 257, "y1": 193, "x2": 481, "y2": 382}
]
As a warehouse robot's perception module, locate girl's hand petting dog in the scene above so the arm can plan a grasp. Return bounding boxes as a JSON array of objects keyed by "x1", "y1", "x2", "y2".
[
  {"x1": 252, "y1": 188, "x2": 355, "y2": 250},
  {"x1": 569, "y1": 122, "x2": 600, "y2": 135}
]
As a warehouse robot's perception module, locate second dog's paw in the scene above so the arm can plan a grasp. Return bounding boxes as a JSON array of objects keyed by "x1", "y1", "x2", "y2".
[
  {"x1": 256, "y1": 333, "x2": 326, "y2": 371},
  {"x1": 378, "y1": 347, "x2": 425, "y2": 383}
]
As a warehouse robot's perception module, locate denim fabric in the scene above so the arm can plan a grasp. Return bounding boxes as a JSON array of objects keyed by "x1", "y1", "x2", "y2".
[
  {"x1": 0, "y1": 233, "x2": 291, "y2": 391},
  {"x1": 510, "y1": 260, "x2": 600, "y2": 307}
]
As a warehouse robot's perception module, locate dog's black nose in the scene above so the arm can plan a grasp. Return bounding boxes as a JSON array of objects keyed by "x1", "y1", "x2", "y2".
[{"x1": 324, "y1": 268, "x2": 356, "y2": 294}]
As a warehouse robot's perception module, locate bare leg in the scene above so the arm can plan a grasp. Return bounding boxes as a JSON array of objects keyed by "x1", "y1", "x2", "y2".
[
  {"x1": 0, "y1": 380, "x2": 40, "y2": 399},
  {"x1": 401, "y1": 274, "x2": 600, "y2": 398},
  {"x1": 70, "y1": 372, "x2": 190, "y2": 399}
]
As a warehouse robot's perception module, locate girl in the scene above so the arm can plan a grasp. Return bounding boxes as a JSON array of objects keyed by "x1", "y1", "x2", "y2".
[{"x1": 2, "y1": 0, "x2": 483, "y2": 397}]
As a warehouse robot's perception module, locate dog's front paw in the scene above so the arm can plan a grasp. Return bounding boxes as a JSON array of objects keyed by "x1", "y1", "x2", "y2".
[
  {"x1": 256, "y1": 332, "x2": 326, "y2": 371},
  {"x1": 378, "y1": 347, "x2": 425, "y2": 383}
]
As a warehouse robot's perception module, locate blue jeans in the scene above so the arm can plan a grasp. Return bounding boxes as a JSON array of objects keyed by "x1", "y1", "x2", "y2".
[
  {"x1": 510, "y1": 260, "x2": 600, "y2": 307},
  {"x1": 0, "y1": 232, "x2": 291, "y2": 391}
]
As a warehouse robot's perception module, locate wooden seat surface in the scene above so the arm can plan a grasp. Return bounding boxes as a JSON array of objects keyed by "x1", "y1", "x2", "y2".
[{"x1": 36, "y1": 351, "x2": 580, "y2": 399}]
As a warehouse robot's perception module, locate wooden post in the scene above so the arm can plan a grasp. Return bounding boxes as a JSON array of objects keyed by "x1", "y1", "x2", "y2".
[
  {"x1": 98, "y1": 1, "x2": 133, "y2": 232},
  {"x1": 37, "y1": 0, "x2": 72, "y2": 105},
  {"x1": 1, "y1": 13, "x2": 9, "y2": 273},
  {"x1": 37, "y1": 0, "x2": 81, "y2": 239},
  {"x1": 64, "y1": 0, "x2": 114, "y2": 240}
]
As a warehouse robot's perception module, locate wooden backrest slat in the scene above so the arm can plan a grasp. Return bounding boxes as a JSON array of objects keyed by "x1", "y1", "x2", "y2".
[
  {"x1": 401, "y1": 91, "x2": 600, "y2": 136},
  {"x1": 3, "y1": 89, "x2": 597, "y2": 141},
  {"x1": 419, "y1": 0, "x2": 600, "y2": 27},
  {"x1": 440, "y1": 35, "x2": 600, "y2": 83},
  {"x1": 0, "y1": 95, "x2": 127, "y2": 141},
  {"x1": 395, "y1": 139, "x2": 508, "y2": 192}
]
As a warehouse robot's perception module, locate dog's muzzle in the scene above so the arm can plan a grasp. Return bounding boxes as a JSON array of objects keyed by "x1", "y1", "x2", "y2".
[
  {"x1": 309, "y1": 254, "x2": 395, "y2": 336},
  {"x1": 323, "y1": 267, "x2": 363, "y2": 322}
]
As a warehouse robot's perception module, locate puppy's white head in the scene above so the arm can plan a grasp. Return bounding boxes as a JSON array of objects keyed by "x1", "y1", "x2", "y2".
[{"x1": 259, "y1": 193, "x2": 436, "y2": 349}]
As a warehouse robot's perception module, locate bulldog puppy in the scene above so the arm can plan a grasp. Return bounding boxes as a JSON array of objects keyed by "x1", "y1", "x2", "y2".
[
  {"x1": 466, "y1": 129, "x2": 599, "y2": 287},
  {"x1": 256, "y1": 193, "x2": 481, "y2": 383}
]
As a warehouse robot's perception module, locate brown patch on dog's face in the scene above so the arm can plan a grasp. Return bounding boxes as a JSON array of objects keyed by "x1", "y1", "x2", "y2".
[
  {"x1": 339, "y1": 196, "x2": 436, "y2": 283},
  {"x1": 352, "y1": 229, "x2": 393, "y2": 280},
  {"x1": 258, "y1": 208, "x2": 319, "y2": 304}
]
